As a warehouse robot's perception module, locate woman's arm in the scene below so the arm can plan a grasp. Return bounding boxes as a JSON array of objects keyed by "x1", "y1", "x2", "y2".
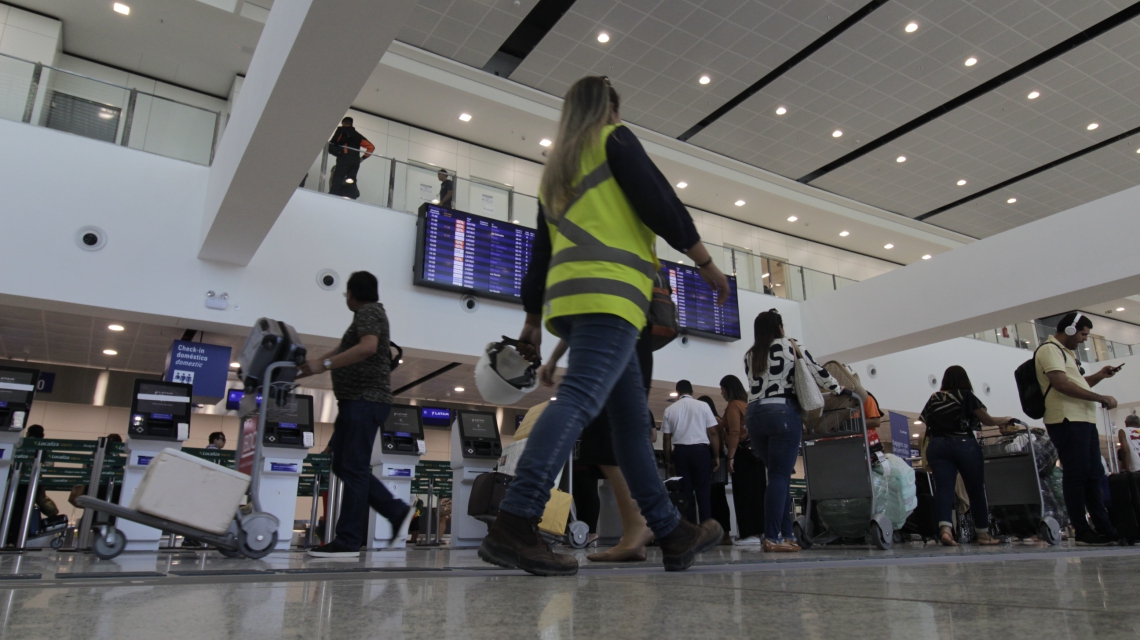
[
  {"x1": 973, "y1": 408, "x2": 1014, "y2": 427},
  {"x1": 798, "y1": 342, "x2": 844, "y2": 395},
  {"x1": 725, "y1": 403, "x2": 744, "y2": 459}
]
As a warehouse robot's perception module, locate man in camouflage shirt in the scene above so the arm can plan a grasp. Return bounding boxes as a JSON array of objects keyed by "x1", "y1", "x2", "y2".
[{"x1": 299, "y1": 271, "x2": 413, "y2": 557}]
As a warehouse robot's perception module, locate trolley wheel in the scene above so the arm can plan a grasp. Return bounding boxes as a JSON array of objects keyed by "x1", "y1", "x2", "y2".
[
  {"x1": 217, "y1": 545, "x2": 242, "y2": 558},
  {"x1": 93, "y1": 527, "x2": 126, "y2": 560},
  {"x1": 1038, "y1": 517, "x2": 1061, "y2": 546},
  {"x1": 50, "y1": 535, "x2": 64, "y2": 550},
  {"x1": 238, "y1": 530, "x2": 278, "y2": 559},
  {"x1": 793, "y1": 517, "x2": 813, "y2": 550},
  {"x1": 567, "y1": 521, "x2": 590, "y2": 549},
  {"x1": 869, "y1": 520, "x2": 892, "y2": 551}
]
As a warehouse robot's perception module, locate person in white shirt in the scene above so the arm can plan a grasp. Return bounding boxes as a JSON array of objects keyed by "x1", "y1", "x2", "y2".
[
  {"x1": 662, "y1": 380, "x2": 719, "y2": 523},
  {"x1": 1120, "y1": 414, "x2": 1140, "y2": 472}
]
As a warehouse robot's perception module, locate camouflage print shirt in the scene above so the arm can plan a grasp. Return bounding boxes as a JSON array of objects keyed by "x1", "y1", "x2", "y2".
[{"x1": 331, "y1": 302, "x2": 393, "y2": 404}]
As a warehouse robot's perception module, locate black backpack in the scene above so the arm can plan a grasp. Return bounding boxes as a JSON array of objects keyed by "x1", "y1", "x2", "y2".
[{"x1": 1014, "y1": 343, "x2": 1065, "y2": 420}]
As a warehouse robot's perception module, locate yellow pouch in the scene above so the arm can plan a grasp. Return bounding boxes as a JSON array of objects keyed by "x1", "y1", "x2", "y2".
[{"x1": 538, "y1": 489, "x2": 572, "y2": 536}]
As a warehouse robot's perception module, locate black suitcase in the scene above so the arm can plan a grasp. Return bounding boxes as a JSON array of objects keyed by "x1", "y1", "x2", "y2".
[
  {"x1": 902, "y1": 470, "x2": 941, "y2": 541},
  {"x1": 468, "y1": 472, "x2": 513, "y2": 525},
  {"x1": 1108, "y1": 471, "x2": 1140, "y2": 545}
]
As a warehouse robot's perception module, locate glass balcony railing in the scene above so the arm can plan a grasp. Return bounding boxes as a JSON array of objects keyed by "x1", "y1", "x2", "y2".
[
  {"x1": 0, "y1": 52, "x2": 219, "y2": 165},
  {"x1": 966, "y1": 321, "x2": 1136, "y2": 363}
]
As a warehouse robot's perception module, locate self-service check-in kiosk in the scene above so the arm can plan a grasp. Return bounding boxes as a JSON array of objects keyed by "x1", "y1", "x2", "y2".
[
  {"x1": 239, "y1": 391, "x2": 315, "y2": 550},
  {"x1": 450, "y1": 410, "x2": 502, "y2": 548},
  {"x1": 0, "y1": 366, "x2": 38, "y2": 509},
  {"x1": 367, "y1": 404, "x2": 425, "y2": 549},
  {"x1": 119, "y1": 379, "x2": 192, "y2": 551}
]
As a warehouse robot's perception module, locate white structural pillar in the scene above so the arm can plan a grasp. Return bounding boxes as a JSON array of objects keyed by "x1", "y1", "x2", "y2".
[
  {"x1": 199, "y1": 0, "x2": 415, "y2": 265},
  {"x1": 802, "y1": 185, "x2": 1140, "y2": 363}
]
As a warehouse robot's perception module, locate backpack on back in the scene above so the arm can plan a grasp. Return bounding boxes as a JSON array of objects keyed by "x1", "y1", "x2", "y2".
[{"x1": 1015, "y1": 343, "x2": 1064, "y2": 420}]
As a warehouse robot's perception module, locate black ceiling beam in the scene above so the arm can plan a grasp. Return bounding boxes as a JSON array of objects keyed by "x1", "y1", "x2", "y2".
[
  {"x1": 677, "y1": 0, "x2": 891, "y2": 143},
  {"x1": 916, "y1": 123, "x2": 1140, "y2": 221},
  {"x1": 798, "y1": 1, "x2": 1140, "y2": 184},
  {"x1": 393, "y1": 362, "x2": 462, "y2": 396},
  {"x1": 482, "y1": 0, "x2": 578, "y2": 78}
]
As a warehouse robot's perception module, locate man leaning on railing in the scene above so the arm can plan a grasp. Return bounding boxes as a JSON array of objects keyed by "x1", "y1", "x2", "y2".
[{"x1": 328, "y1": 117, "x2": 374, "y2": 200}]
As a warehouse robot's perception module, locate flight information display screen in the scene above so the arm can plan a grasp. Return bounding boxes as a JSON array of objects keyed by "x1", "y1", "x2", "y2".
[
  {"x1": 414, "y1": 205, "x2": 536, "y2": 304},
  {"x1": 660, "y1": 259, "x2": 741, "y2": 341}
]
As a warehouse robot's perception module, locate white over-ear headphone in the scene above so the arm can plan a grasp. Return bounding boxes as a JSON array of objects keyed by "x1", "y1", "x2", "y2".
[{"x1": 1064, "y1": 312, "x2": 1084, "y2": 336}]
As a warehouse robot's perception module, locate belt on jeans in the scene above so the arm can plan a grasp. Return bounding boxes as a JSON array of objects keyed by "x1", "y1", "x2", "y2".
[{"x1": 758, "y1": 397, "x2": 791, "y2": 405}]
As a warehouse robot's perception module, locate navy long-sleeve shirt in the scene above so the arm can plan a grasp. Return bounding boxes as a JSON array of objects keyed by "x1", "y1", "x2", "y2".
[{"x1": 521, "y1": 126, "x2": 700, "y2": 315}]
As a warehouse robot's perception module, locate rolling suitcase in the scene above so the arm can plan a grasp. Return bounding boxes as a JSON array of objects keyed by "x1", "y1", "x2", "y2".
[
  {"x1": 236, "y1": 318, "x2": 307, "y2": 389},
  {"x1": 902, "y1": 470, "x2": 940, "y2": 541},
  {"x1": 1108, "y1": 471, "x2": 1140, "y2": 545}
]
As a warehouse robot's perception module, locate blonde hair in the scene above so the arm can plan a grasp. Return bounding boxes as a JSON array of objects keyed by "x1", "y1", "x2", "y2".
[{"x1": 540, "y1": 76, "x2": 620, "y2": 218}]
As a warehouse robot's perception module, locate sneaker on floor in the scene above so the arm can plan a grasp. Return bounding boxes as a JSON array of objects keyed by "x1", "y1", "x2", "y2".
[
  {"x1": 658, "y1": 519, "x2": 723, "y2": 572},
  {"x1": 1075, "y1": 530, "x2": 1114, "y2": 546},
  {"x1": 307, "y1": 540, "x2": 362, "y2": 558},
  {"x1": 385, "y1": 504, "x2": 417, "y2": 548},
  {"x1": 733, "y1": 536, "x2": 762, "y2": 546},
  {"x1": 478, "y1": 511, "x2": 578, "y2": 577}
]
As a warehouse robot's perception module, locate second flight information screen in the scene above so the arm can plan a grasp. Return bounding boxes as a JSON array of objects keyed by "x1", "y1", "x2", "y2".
[
  {"x1": 660, "y1": 259, "x2": 741, "y2": 341},
  {"x1": 416, "y1": 205, "x2": 536, "y2": 304}
]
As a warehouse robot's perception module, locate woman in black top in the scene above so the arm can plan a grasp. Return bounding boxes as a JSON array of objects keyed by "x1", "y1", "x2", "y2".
[{"x1": 920, "y1": 366, "x2": 1015, "y2": 546}]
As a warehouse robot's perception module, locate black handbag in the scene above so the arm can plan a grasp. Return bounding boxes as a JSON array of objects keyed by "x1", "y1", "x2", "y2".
[{"x1": 468, "y1": 472, "x2": 513, "y2": 524}]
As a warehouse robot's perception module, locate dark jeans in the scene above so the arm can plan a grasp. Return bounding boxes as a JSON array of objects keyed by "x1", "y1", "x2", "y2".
[
  {"x1": 330, "y1": 400, "x2": 407, "y2": 548},
  {"x1": 673, "y1": 444, "x2": 713, "y2": 523},
  {"x1": 711, "y1": 483, "x2": 731, "y2": 535},
  {"x1": 745, "y1": 400, "x2": 802, "y2": 541},
  {"x1": 572, "y1": 465, "x2": 602, "y2": 533},
  {"x1": 926, "y1": 435, "x2": 989, "y2": 529},
  {"x1": 500, "y1": 314, "x2": 680, "y2": 538},
  {"x1": 1046, "y1": 420, "x2": 1115, "y2": 536},
  {"x1": 731, "y1": 443, "x2": 766, "y2": 539},
  {"x1": 329, "y1": 160, "x2": 360, "y2": 198}
]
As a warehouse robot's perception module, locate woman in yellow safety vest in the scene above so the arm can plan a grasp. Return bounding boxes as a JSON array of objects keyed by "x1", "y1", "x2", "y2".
[{"x1": 478, "y1": 76, "x2": 730, "y2": 577}]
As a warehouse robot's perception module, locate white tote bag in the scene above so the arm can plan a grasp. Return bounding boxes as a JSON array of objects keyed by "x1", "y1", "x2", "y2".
[{"x1": 789, "y1": 339, "x2": 825, "y2": 417}]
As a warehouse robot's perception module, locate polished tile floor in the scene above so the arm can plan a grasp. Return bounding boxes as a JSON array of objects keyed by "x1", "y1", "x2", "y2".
[{"x1": 2, "y1": 541, "x2": 1139, "y2": 638}]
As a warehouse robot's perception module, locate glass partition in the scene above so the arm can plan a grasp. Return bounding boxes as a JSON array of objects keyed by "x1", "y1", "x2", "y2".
[{"x1": 0, "y1": 52, "x2": 219, "y2": 165}]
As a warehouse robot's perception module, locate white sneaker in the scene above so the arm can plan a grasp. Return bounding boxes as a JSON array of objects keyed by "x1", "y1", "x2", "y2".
[{"x1": 733, "y1": 536, "x2": 762, "y2": 546}]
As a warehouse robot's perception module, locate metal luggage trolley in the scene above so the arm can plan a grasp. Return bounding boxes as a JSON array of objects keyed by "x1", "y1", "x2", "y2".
[
  {"x1": 979, "y1": 422, "x2": 1061, "y2": 545},
  {"x1": 794, "y1": 408, "x2": 894, "y2": 550},
  {"x1": 77, "y1": 318, "x2": 307, "y2": 559}
]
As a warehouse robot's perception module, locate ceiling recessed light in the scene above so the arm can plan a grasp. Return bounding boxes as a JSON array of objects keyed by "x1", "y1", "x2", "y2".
[
  {"x1": 550, "y1": 397, "x2": 557, "y2": 401},
  {"x1": 839, "y1": 231, "x2": 849, "y2": 237},
  {"x1": 699, "y1": 75, "x2": 711, "y2": 85},
  {"x1": 1027, "y1": 91, "x2": 1040, "y2": 100},
  {"x1": 1087, "y1": 123, "x2": 1099, "y2": 131},
  {"x1": 108, "y1": 324, "x2": 124, "y2": 331},
  {"x1": 734, "y1": 200, "x2": 745, "y2": 206},
  {"x1": 676, "y1": 181, "x2": 687, "y2": 189},
  {"x1": 896, "y1": 155, "x2": 906, "y2": 163},
  {"x1": 539, "y1": 138, "x2": 552, "y2": 147},
  {"x1": 669, "y1": 392, "x2": 678, "y2": 397},
  {"x1": 905, "y1": 22, "x2": 918, "y2": 33},
  {"x1": 912, "y1": 433, "x2": 920, "y2": 439},
  {"x1": 761, "y1": 273, "x2": 770, "y2": 279},
  {"x1": 103, "y1": 349, "x2": 118, "y2": 355},
  {"x1": 922, "y1": 254, "x2": 932, "y2": 260},
  {"x1": 884, "y1": 243, "x2": 894, "y2": 249},
  {"x1": 454, "y1": 386, "x2": 465, "y2": 393},
  {"x1": 832, "y1": 129, "x2": 843, "y2": 138},
  {"x1": 459, "y1": 113, "x2": 472, "y2": 122},
  {"x1": 774, "y1": 283, "x2": 782, "y2": 287},
  {"x1": 398, "y1": 359, "x2": 404, "y2": 364},
  {"x1": 1117, "y1": 307, "x2": 1126, "y2": 312},
  {"x1": 113, "y1": 2, "x2": 130, "y2": 15},
  {"x1": 597, "y1": 32, "x2": 609, "y2": 43},
  {"x1": 957, "y1": 179, "x2": 967, "y2": 186},
  {"x1": 914, "y1": 420, "x2": 923, "y2": 425},
  {"x1": 787, "y1": 215, "x2": 797, "y2": 222},
  {"x1": 1007, "y1": 197, "x2": 1017, "y2": 204},
  {"x1": 775, "y1": 106, "x2": 787, "y2": 115},
  {"x1": 511, "y1": 219, "x2": 520, "y2": 224},
  {"x1": 964, "y1": 57, "x2": 977, "y2": 67},
  {"x1": 230, "y1": 362, "x2": 240, "y2": 368}
]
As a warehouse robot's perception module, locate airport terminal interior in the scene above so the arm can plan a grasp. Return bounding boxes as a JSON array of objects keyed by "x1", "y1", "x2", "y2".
[{"x1": 2, "y1": 0, "x2": 1140, "y2": 637}]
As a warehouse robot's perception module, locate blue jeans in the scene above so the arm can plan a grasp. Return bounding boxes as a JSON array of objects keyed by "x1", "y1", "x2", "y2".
[
  {"x1": 744, "y1": 400, "x2": 802, "y2": 541},
  {"x1": 926, "y1": 435, "x2": 989, "y2": 529},
  {"x1": 330, "y1": 400, "x2": 406, "y2": 548},
  {"x1": 1046, "y1": 421, "x2": 1115, "y2": 536},
  {"x1": 500, "y1": 314, "x2": 680, "y2": 538}
]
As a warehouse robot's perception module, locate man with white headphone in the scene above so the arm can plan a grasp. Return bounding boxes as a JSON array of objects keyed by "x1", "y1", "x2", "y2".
[{"x1": 1036, "y1": 311, "x2": 1122, "y2": 545}]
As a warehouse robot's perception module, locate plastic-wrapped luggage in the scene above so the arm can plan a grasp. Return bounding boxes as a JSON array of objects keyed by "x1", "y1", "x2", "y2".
[
  {"x1": 815, "y1": 455, "x2": 917, "y2": 537},
  {"x1": 993, "y1": 428, "x2": 1059, "y2": 475},
  {"x1": 880, "y1": 454, "x2": 918, "y2": 529}
]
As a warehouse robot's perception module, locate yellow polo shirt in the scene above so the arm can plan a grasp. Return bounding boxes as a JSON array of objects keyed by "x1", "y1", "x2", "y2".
[{"x1": 1035, "y1": 336, "x2": 1095, "y2": 424}]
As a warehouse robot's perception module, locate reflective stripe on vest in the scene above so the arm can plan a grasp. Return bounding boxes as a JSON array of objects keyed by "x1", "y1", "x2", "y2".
[{"x1": 541, "y1": 124, "x2": 658, "y2": 331}]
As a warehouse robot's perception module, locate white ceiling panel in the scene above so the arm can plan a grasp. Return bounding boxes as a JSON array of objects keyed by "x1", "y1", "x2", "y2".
[{"x1": 397, "y1": 0, "x2": 541, "y2": 70}]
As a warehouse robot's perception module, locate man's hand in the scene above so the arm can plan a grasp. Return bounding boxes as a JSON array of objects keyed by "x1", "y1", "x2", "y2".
[
  {"x1": 517, "y1": 320, "x2": 543, "y2": 363},
  {"x1": 1100, "y1": 395, "x2": 1119, "y2": 410},
  {"x1": 728, "y1": 458, "x2": 735, "y2": 475},
  {"x1": 298, "y1": 359, "x2": 326, "y2": 378},
  {"x1": 538, "y1": 362, "x2": 557, "y2": 387},
  {"x1": 698, "y1": 261, "x2": 731, "y2": 305},
  {"x1": 1098, "y1": 365, "x2": 1119, "y2": 379},
  {"x1": 712, "y1": 458, "x2": 721, "y2": 473}
]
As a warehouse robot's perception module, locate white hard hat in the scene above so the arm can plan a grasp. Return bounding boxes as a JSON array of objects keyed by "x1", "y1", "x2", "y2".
[{"x1": 475, "y1": 337, "x2": 539, "y2": 406}]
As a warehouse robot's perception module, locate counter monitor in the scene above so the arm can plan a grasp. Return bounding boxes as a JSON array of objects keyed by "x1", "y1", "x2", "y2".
[
  {"x1": 129, "y1": 379, "x2": 192, "y2": 440},
  {"x1": 0, "y1": 366, "x2": 39, "y2": 431}
]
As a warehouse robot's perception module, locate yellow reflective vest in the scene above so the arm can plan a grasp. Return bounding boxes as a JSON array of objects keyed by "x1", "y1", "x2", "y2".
[{"x1": 541, "y1": 124, "x2": 659, "y2": 333}]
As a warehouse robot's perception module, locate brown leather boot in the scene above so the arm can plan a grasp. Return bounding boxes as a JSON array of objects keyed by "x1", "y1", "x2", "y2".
[
  {"x1": 656, "y1": 519, "x2": 723, "y2": 572},
  {"x1": 478, "y1": 511, "x2": 579, "y2": 576}
]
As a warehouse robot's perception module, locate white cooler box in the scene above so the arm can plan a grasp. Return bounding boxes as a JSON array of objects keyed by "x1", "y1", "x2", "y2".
[{"x1": 129, "y1": 448, "x2": 251, "y2": 535}]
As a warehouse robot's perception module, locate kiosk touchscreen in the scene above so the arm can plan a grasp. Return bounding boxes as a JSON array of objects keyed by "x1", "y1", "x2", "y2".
[
  {"x1": 262, "y1": 394, "x2": 315, "y2": 449},
  {"x1": 381, "y1": 404, "x2": 424, "y2": 454},
  {"x1": 457, "y1": 411, "x2": 502, "y2": 459},
  {"x1": 129, "y1": 379, "x2": 193, "y2": 441},
  {"x1": 0, "y1": 366, "x2": 38, "y2": 432}
]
